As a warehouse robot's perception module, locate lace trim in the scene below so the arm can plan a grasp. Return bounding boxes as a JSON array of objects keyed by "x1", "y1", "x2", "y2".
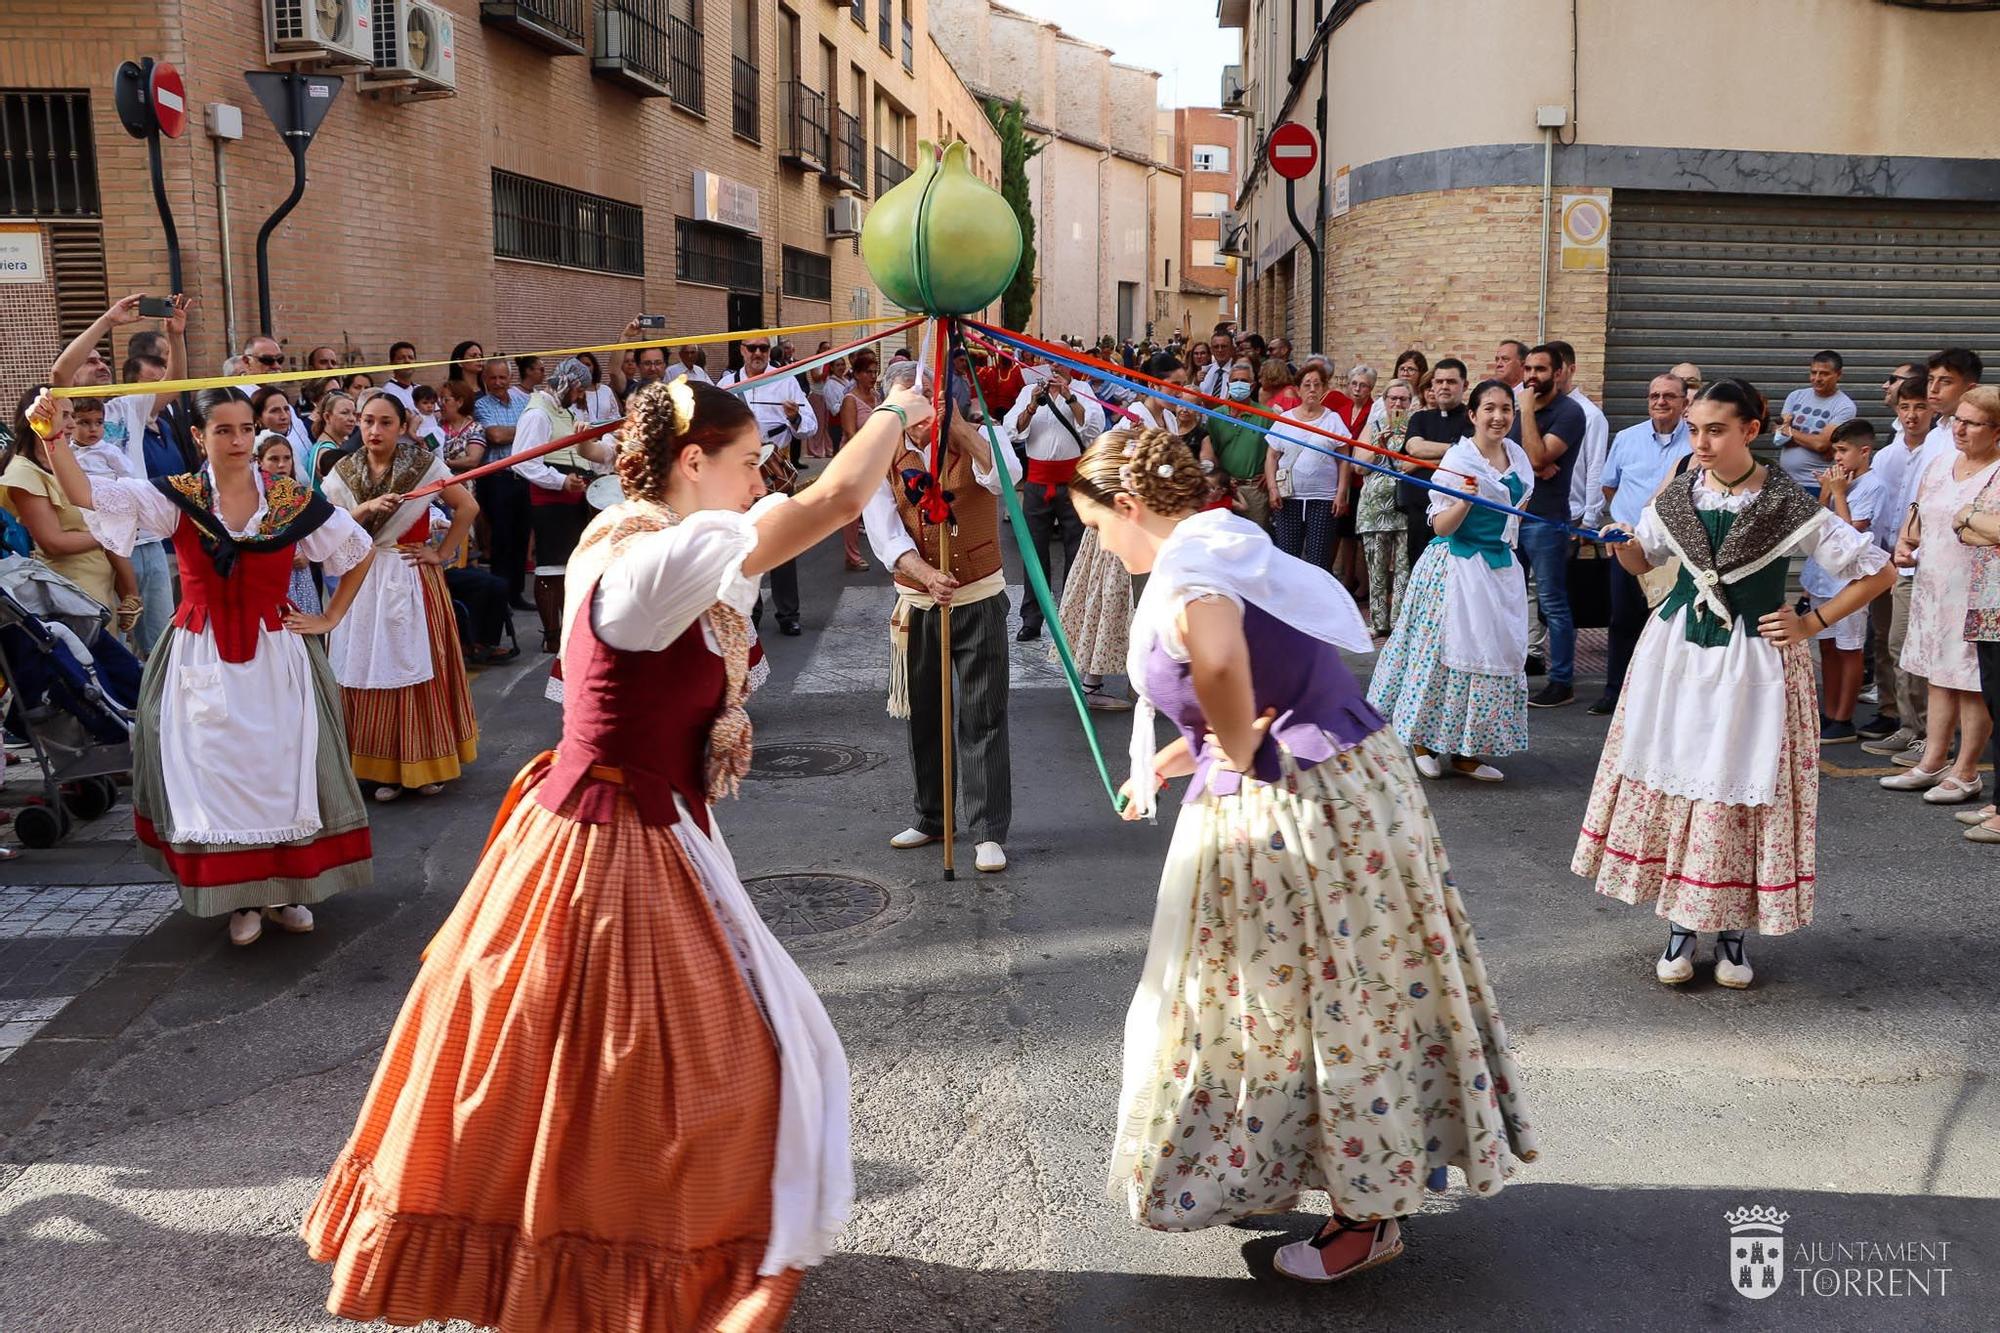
[
  {"x1": 318, "y1": 521, "x2": 376, "y2": 578},
  {"x1": 161, "y1": 819, "x2": 325, "y2": 846},
  {"x1": 1692, "y1": 481, "x2": 1760, "y2": 513},
  {"x1": 1612, "y1": 758, "x2": 1778, "y2": 808}
]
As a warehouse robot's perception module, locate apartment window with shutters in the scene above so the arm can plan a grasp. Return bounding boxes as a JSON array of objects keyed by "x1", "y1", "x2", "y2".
[
  {"x1": 1191, "y1": 190, "x2": 1229, "y2": 218},
  {"x1": 782, "y1": 246, "x2": 832, "y2": 301},
  {"x1": 1190, "y1": 238, "x2": 1220, "y2": 268},
  {"x1": 1191, "y1": 145, "x2": 1230, "y2": 173},
  {"x1": 492, "y1": 171, "x2": 643, "y2": 276}
]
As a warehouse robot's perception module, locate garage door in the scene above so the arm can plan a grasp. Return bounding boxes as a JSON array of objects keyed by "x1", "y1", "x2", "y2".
[{"x1": 1603, "y1": 192, "x2": 2000, "y2": 431}]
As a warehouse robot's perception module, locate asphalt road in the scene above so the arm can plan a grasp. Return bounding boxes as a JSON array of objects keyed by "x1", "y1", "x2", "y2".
[{"x1": 0, "y1": 535, "x2": 1993, "y2": 1332}]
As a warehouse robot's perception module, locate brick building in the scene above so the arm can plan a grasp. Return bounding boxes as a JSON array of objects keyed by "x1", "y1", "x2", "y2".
[
  {"x1": 1155, "y1": 105, "x2": 1239, "y2": 340},
  {"x1": 0, "y1": 0, "x2": 998, "y2": 404},
  {"x1": 1220, "y1": 0, "x2": 2000, "y2": 425}
]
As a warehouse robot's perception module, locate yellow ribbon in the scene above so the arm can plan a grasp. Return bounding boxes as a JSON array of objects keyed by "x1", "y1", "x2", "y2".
[{"x1": 52, "y1": 315, "x2": 912, "y2": 400}]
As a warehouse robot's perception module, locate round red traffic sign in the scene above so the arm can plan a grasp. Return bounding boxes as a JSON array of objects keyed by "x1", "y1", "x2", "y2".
[
  {"x1": 1266, "y1": 122, "x2": 1318, "y2": 180},
  {"x1": 148, "y1": 62, "x2": 187, "y2": 139}
]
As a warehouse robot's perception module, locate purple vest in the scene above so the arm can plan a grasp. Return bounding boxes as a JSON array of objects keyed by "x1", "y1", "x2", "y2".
[{"x1": 1140, "y1": 602, "x2": 1385, "y2": 802}]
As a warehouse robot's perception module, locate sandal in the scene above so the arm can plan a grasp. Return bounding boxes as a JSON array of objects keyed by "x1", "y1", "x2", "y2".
[
  {"x1": 1273, "y1": 1214, "x2": 1405, "y2": 1283},
  {"x1": 373, "y1": 786, "x2": 403, "y2": 803}
]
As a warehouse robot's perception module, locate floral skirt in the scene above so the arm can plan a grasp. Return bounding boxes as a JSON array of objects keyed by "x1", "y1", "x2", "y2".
[
  {"x1": 303, "y1": 756, "x2": 806, "y2": 1332},
  {"x1": 1055, "y1": 526, "x2": 1132, "y2": 676},
  {"x1": 1365, "y1": 545, "x2": 1528, "y2": 758},
  {"x1": 1571, "y1": 640, "x2": 1817, "y2": 935},
  {"x1": 1111, "y1": 729, "x2": 1538, "y2": 1231}
]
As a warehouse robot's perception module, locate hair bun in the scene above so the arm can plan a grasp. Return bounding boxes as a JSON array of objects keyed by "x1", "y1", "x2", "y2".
[{"x1": 1069, "y1": 425, "x2": 1210, "y2": 515}]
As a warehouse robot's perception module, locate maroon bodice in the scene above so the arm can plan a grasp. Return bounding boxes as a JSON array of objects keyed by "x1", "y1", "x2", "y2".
[
  {"x1": 170, "y1": 513, "x2": 300, "y2": 664},
  {"x1": 536, "y1": 576, "x2": 725, "y2": 834}
]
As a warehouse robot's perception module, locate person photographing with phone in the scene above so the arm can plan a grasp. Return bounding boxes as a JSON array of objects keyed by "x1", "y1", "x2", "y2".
[
  {"x1": 718, "y1": 335, "x2": 818, "y2": 635},
  {"x1": 1003, "y1": 361, "x2": 1104, "y2": 641}
]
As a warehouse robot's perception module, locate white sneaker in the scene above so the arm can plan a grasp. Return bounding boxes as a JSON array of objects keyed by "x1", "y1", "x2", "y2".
[
  {"x1": 1656, "y1": 928, "x2": 1696, "y2": 985},
  {"x1": 228, "y1": 909, "x2": 263, "y2": 947},
  {"x1": 1413, "y1": 753, "x2": 1442, "y2": 780},
  {"x1": 889, "y1": 827, "x2": 939, "y2": 850},
  {"x1": 1713, "y1": 933, "x2": 1754, "y2": 989},
  {"x1": 262, "y1": 904, "x2": 315, "y2": 934},
  {"x1": 974, "y1": 841, "x2": 1007, "y2": 872}
]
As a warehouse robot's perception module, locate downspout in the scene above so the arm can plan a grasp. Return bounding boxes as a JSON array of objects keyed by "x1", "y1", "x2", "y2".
[
  {"x1": 212, "y1": 135, "x2": 239, "y2": 357},
  {"x1": 1537, "y1": 124, "x2": 1553, "y2": 343}
]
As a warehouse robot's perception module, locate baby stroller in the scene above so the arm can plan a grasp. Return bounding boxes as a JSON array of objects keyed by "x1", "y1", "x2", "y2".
[{"x1": 0, "y1": 556, "x2": 141, "y2": 848}]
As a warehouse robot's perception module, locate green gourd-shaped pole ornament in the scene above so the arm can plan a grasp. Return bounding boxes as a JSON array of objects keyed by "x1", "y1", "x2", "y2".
[{"x1": 861, "y1": 140, "x2": 1023, "y2": 316}]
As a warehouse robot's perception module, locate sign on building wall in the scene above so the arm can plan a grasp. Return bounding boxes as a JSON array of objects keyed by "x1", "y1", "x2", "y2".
[
  {"x1": 1560, "y1": 193, "x2": 1611, "y2": 271},
  {"x1": 0, "y1": 224, "x2": 45, "y2": 283},
  {"x1": 693, "y1": 171, "x2": 761, "y2": 233}
]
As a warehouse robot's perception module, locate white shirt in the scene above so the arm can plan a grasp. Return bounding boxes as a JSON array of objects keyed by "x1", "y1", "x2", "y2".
[
  {"x1": 1003, "y1": 384, "x2": 1103, "y2": 461},
  {"x1": 1569, "y1": 388, "x2": 1612, "y2": 523},
  {"x1": 71, "y1": 438, "x2": 142, "y2": 483},
  {"x1": 1870, "y1": 432, "x2": 1925, "y2": 562},
  {"x1": 718, "y1": 368, "x2": 816, "y2": 448},
  {"x1": 822, "y1": 376, "x2": 851, "y2": 423},
  {"x1": 861, "y1": 443, "x2": 1003, "y2": 569},
  {"x1": 664, "y1": 362, "x2": 713, "y2": 386},
  {"x1": 97, "y1": 394, "x2": 155, "y2": 479},
  {"x1": 381, "y1": 379, "x2": 419, "y2": 414},
  {"x1": 510, "y1": 393, "x2": 597, "y2": 491},
  {"x1": 583, "y1": 382, "x2": 619, "y2": 423},
  {"x1": 1267, "y1": 407, "x2": 1345, "y2": 502}
]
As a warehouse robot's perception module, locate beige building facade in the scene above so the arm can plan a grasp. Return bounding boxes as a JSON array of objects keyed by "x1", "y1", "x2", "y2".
[
  {"x1": 0, "y1": 0, "x2": 998, "y2": 402},
  {"x1": 929, "y1": 0, "x2": 1175, "y2": 342},
  {"x1": 1222, "y1": 0, "x2": 2000, "y2": 424}
]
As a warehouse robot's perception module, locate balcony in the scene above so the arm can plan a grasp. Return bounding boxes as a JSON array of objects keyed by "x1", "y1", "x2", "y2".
[
  {"x1": 779, "y1": 81, "x2": 830, "y2": 170},
  {"x1": 480, "y1": 0, "x2": 586, "y2": 55},
  {"x1": 668, "y1": 15, "x2": 705, "y2": 112},
  {"x1": 732, "y1": 57, "x2": 760, "y2": 140},
  {"x1": 825, "y1": 110, "x2": 865, "y2": 189},
  {"x1": 593, "y1": 1, "x2": 669, "y2": 99},
  {"x1": 900, "y1": 18, "x2": 913, "y2": 72},
  {"x1": 876, "y1": 147, "x2": 910, "y2": 198}
]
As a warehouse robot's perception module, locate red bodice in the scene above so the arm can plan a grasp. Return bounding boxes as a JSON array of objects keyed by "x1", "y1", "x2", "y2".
[
  {"x1": 169, "y1": 513, "x2": 300, "y2": 664},
  {"x1": 536, "y1": 577, "x2": 725, "y2": 834}
]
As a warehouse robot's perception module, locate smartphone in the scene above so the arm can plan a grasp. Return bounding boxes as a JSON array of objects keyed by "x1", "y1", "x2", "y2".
[
  {"x1": 636, "y1": 315, "x2": 667, "y2": 330},
  {"x1": 138, "y1": 295, "x2": 175, "y2": 319}
]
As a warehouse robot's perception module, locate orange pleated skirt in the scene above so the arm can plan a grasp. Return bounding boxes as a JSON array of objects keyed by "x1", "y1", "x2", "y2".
[
  {"x1": 343, "y1": 560, "x2": 479, "y2": 789},
  {"x1": 302, "y1": 753, "x2": 800, "y2": 1332}
]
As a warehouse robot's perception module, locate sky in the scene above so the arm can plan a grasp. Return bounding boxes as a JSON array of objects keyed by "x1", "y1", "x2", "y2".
[{"x1": 988, "y1": 0, "x2": 1238, "y2": 111}]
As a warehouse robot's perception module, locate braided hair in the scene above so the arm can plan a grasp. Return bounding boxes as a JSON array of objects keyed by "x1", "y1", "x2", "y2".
[
  {"x1": 618, "y1": 379, "x2": 757, "y2": 505},
  {"x1": 1069, "y1": 426, "x2": 1209, "y2": 517}
]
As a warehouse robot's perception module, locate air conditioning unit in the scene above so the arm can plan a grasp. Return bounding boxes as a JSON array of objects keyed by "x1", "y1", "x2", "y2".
[
  {"x1": 1220, "y1": 64, "x2": 1245, "y2": 110},
  {"x1": 827, "y1": 193, "x2": 864, "y2": 239},
  {"x1": 363, "y1": 0, "x2": 458, "y2": 95},
  {"x1": 1219, "y1": 209, "x2": 1251, "y2": 258},
  {"x1": 266, "y1": 0, "x2": 375, "y2": 70}
]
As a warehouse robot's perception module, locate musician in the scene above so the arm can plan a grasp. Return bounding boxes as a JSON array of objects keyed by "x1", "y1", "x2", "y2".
[
  {"x1": 512, "y1": 358, "x2": 613, "y2": 652},
  {"x1": 718, "y1": 336, "x2": 818, "y2": 635}
]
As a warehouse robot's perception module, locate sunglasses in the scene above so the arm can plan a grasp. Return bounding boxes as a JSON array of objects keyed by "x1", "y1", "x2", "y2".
[
  {"x1": 742, "y1": 343, "x2": 771, "y2": 352},
  {"x1": 253, "y1": 354, "x2": 285, "y2": 367}
]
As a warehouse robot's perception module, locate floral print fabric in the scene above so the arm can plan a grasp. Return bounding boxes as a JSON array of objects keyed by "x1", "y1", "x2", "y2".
[
  {"x1": 1571, "y1": 637, "x2": 1818, "y2": 935},
  {"x1": 1365, "y1": 544, "x2": 1529, "y2": 757},
  {"x1": 1111, "y1": 729, "x2": 1537, "y2": 1230},
  {"x1": 1055, "y1": 526, "x2": 1132, "y2": 676}
]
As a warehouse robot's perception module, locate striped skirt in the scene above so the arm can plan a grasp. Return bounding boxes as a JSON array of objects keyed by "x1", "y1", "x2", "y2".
[
  {"x1": 132, "y1": 629, "x2": 372, "y2": 916},
  {"x1": 303, "y1": 754, "x2": 801, "y2": 1332},
  {"x1": 343, "y1": 562, "x2": 478, "y2": 788}
]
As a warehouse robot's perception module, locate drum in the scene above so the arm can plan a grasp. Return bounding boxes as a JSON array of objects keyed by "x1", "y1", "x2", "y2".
[{"x1": 585, "y1": 474, "x2": 625, "y2": 510}]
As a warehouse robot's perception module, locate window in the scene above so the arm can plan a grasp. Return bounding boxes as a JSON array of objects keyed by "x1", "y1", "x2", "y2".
[
  {"x1": 879, "y1": 0, "x2": 892, "y2": 52},
  {"x1": 1192, "y1": 190, "x2": 1229, "y2": 218},
  {"x1": 1190, "y1": 238, "x2": 1220, "y2": 268},
  {"x1": 493, "y1": 170, "x2": 643, "y2": 276},
  {"x1": 899, "y1": 0, "x2": 913, "y2": 71},
  {"x1": 1192, "y1": 145, "x2": 1230, "y2": 173},
  {"x1": 782, "y1": 246, "x2": 832, "y2": 301},
  {"x1": 676, "y1": 218, "x2": 762, "y2": 290},
  {"x1": 851, "y1": 0, "x2": 866, "y2": 27},
  {"x1": 1, "y1": 90, "x2": 99, "y2": 217}
]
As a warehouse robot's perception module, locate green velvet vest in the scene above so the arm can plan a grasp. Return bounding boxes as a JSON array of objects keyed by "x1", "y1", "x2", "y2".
[{"x1": 1655, "y1": 507, "x2": 1792, "y2": 647}]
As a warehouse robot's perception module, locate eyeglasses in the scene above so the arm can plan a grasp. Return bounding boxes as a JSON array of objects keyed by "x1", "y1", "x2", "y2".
[
  {"x1": 742, "y1": 343, "x2": 770, "y2": 353},
  {"x1": 1950, "y1": 415, "x2": 1996, "y2": 431},
  {"x1": 252, "y1": 354, "x2": 284, "y2": 367},
  {"x1": 1647, "y1": 392, "x2": 1683, "y2": 402}
]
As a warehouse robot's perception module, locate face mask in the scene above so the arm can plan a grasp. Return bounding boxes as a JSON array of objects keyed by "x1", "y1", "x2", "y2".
[{"x1": 1226, "y1": 381, "x2": 1253, "y2": 402}]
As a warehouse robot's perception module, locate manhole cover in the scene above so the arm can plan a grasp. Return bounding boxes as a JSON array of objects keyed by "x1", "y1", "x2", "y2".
[
  {"x1": 748, "y1": 742, "x2": 875, "y2": 779},
  {"x1": 746, "y1": 873, "x2": 891, "y2": 939}
]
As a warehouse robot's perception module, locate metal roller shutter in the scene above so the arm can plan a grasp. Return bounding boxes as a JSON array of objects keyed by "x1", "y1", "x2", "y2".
[{"x1": 1603, "y1": 192, "x2": 2000, "y2": 432}]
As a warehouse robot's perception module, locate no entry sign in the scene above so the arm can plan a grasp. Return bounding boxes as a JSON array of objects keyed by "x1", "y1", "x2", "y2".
[
  {"x1": 148, "y1": 62, "x2": 187, "y2": 139},
  {"x1": 1267, "y1": 123, "x2": 1318, "y2": 180}
]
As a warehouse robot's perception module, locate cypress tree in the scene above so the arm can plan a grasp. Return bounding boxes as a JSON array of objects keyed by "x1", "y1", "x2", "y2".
[{"x1": 984, "y1": 98, "x2": 1041, "y2": 332}]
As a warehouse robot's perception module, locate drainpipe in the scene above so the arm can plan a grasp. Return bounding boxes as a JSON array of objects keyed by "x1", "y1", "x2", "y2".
[
  {"x1": 212, "y1": 135, "x2": 239, "y2": 357},
  {"x1": 1098, "y1": 147, "x2": 1112, "y2": 338},
  {"x1": 1537, "y1": 123, "x2": 1554, "y2": 343}
]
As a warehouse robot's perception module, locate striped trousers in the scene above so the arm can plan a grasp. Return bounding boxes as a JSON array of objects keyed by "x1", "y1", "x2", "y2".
[{"x1": 903, "y1": 593, "x2": 1012, "y2": 843}]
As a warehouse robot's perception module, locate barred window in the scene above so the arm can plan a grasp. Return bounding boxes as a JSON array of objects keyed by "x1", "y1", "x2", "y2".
[
  {"x1": 781, "y1": 246, "x2": 831, "y2": 301},
  {"x1": 1, "y1": 90, "x2": 99, "y2": 218},
  {"x1": 492, "y1": 170, "x2": 643, "y2": 276},
  {"x1": 676, "y1": 217, "x2": 764, "y2": 291}
]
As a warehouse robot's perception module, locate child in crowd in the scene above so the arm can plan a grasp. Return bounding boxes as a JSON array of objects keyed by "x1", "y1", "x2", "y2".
[
  {"x1": 410, "y1": 384, "x2": 443, "y2": 451},
  {"x1": 1808, "y1": 419, "x2": 1885, "y2": 743},
  {"x1": 1861, "y1": 377, "x2": 1940, "y2": 754},
  {"x1": 258, "y1": 432, "x2": 323, "y2": 615},
  {"x1": 65, "y1": 398, "x2": 143, "y2": 635}
]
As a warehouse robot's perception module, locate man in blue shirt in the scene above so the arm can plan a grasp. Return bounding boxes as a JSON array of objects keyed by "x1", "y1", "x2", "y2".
[
  {"x1": 1511, "y1": 344, "x2": 1589, "y2": 706},
  {"x1": 1591, "y1": 373, "x2": 1694, "y2": 714},
  {"x1": 472, "y1": 358, "x2": 534, "y2": 610}
]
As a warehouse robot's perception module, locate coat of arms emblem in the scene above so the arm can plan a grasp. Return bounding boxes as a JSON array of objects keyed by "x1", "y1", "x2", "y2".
[{"x1": 1726, "y1": 1205, "x2": 1789, "y2": 1299}]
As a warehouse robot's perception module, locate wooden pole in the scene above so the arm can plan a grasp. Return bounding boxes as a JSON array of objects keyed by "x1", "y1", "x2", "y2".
[{"x1": 931, "y1": 317, "x2": 956, "y2": 880}]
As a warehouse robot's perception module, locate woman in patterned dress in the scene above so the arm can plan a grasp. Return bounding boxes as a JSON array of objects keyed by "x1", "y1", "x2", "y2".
[
  {"x1": 1071, "y1": 427, "x2": 1536, "y2": 1285},
  {"x1": 304, "y1": 377, "x2": 936, "y2": 1332},
  {"x1": 1365, "y1": 380, "x2": 1533, "y2": 781},
  {"x1": 1356, "y1": 379, "x2": 1416, "y2": 637},
  {"x1": 1578, "y1": 380, "x2": 1894, "y2": 988}
]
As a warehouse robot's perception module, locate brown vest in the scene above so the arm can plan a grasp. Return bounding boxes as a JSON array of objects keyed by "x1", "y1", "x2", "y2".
[{"x1": 890, "y1": 443, "x2": 1002, "y2": 590}]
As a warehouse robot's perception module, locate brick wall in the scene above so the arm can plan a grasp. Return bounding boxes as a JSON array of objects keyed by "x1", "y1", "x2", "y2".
[{"x1": 0, "y1": 268, "x2": 63, "y2": 413}]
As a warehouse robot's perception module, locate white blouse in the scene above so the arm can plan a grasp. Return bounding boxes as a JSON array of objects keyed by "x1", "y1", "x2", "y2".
[
  {"x1": 590, "y1": 509, "x2": 763, "y2": 653},
  {"x1": 84, "y1": 471, "x2": 372, "y2": 573}
]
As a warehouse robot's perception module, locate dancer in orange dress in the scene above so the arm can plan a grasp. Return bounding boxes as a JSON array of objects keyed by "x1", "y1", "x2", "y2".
[{"x1": 304, "y1": 375, "x2": 936, "y2": 1331}]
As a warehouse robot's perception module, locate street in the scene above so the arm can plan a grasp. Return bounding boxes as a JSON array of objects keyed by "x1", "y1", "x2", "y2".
[{"x1": 0, "y1": 535, "x2": 1994, "y2": 1333}]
